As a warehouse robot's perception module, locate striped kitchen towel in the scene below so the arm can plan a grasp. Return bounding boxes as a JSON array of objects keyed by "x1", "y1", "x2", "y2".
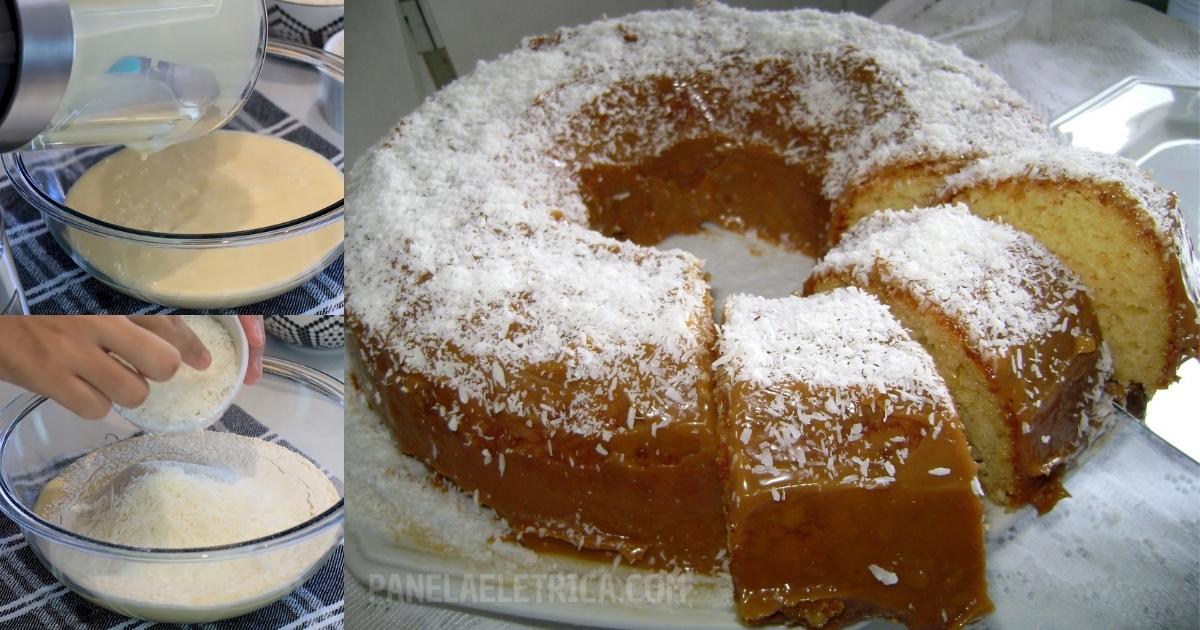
[
  {"x1": 0, "y1": 405, "x2": 344, "y2": 629},
  {"x1": 0, "y1": 91, "x2": 344, "y2": 316}
]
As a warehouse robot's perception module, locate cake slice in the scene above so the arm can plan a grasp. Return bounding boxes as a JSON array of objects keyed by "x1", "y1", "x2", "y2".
[
  {"x1": 940, "y1": 147, "x2": 1200, "y2": 407},
  {"x1": 348, "y1": 222, "x2": 727, "y2": 571},
  {"x1": 807, "y1": 205, "x2": 1114, "y2": 512},
  {"x1": 826, "y1": 159, "x2": 972, "y2": 251},
  {"x1": 717, "y1": 288, "x2": 991, "y2": 628}
]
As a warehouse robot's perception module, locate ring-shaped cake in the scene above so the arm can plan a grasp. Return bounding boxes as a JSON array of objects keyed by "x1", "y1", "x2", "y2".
[{"x1": 348, "y1": 4, "x2": 1199, "y2": 627}]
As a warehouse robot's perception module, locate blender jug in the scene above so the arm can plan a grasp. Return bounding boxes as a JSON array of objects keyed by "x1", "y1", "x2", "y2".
[
  {"x1": 0, "y1": 1, "x2": 264, "y2": 313},
  {"x1": 0, "y1": 0, "x2": 266, "y2": 153}
]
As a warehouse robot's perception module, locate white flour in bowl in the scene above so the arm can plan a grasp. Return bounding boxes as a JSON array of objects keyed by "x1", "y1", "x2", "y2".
[
  {"x1": 117, "y1": 316, "x2": 240, "y2": 432},
  {"x1": 33, "y1": 432, "x2": 341, "y2": 620}
]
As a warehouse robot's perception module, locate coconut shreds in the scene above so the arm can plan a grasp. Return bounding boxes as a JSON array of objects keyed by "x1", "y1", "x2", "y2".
[
  {"x1": 719, "y1": 289, "x2": 958, "y2": 492},
  {"x1": 869, "y1": 564, "x2": 899, "y2": 586},
  {"x1": 813, "y1": 205, "x2": 1117, "y2": 464},
  {"x1": 816, "y1": 205, "x2": 1081, "y2": 358},
  {"x1": 346, "y1": 4, "x2": 1048, "y2": 447},
  {"x1": 941, "y1": 147, "x2": 1183, "y2": 260}
]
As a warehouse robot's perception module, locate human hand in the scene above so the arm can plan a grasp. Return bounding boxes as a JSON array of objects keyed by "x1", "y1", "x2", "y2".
[
  {"x1": 0, "y1": 316, "x2": 210, "y2": 420},
  {"x1": 134, "y1": 315, "x2": 263, "y2": 384},
  {"x1": 240, "y1": 315, "x2": 265, "y2": 385}
]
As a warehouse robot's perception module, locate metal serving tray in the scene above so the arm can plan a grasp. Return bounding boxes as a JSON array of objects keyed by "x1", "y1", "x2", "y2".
[{"x1": 1052, "y1": 76, "x2": 1200, "y2": 462}]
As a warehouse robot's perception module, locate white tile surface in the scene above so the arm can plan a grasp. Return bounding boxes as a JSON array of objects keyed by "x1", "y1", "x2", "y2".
[{"x1": 346, "y1": 0, "x2": 434, "y2": 161}]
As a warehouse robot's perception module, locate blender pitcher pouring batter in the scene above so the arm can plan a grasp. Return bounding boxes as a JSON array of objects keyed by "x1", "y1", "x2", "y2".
[
  {"x1": 0, "y1": 0, "x2": 266, "y2": 153},
  {"x1": 0, "y1": 0, "x2": 268, "y2": 310}
]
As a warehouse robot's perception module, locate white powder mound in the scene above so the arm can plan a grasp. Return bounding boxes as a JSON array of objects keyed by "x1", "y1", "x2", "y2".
[
  {"x1": 119, "y1": 316, "x2": 240, "y2": 432},
  {"x1": 67, "y1": 462, "x2": 306, "y2": 549},
  {"x1": 34, "y1": 432, "x2": 341, "y2": 613},
  {"x1": 37, "y1": 432, "x2": 339, "y2": 548},
  {"x1": 328, "y1": 30, "x2": 344, "y2": 57}
]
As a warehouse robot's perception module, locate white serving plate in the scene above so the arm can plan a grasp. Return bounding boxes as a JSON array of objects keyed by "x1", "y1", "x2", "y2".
[
  {"x1": 1051, "y1": 76, "x2": 1200, "y2": 462},
  {"x1": 346, "y1": 389, "x2": 1198, "y2": 629}
]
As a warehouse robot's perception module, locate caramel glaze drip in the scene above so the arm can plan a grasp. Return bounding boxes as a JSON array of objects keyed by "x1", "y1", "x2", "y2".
[
  {"x1": 722, "y1": 383, "x2": 992, "y2": 628},
  {"x1": 347, "y1": 317, "x2": 729, "y2": 573},
  {"x1": 1002, "y1": 315, "x2": 1103, "y2": 514},
  {"x1": 806, "y1": 265, "x2": 1108, "y2": 514},
  {"x1": 579, "y1": 136, "x2": 829, "y2": 257}
]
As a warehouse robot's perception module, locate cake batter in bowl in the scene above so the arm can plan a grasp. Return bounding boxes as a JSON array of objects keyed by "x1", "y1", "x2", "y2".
[
  {"x1": 1, "y1": 41, "x2": 344, "y2": 309},
  {"x1": 0, "y1": 357, "x2": 344, "y2": 623}
]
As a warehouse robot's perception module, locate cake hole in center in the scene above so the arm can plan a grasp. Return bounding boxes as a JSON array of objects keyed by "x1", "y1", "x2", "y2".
[
  {"x1": 578, "y1": 136, "x2": 824, "y2": 317},
  {"x1": 659, "y1": 227, "x2": 815, "y2": 318}
]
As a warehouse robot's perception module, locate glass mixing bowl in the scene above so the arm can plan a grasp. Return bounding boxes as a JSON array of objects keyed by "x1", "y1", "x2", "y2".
[
  {"x1": 0, "y1": 41, "x2": 345, "y2": 310},
  {"x1": 0, "y1": 357, "x2": 344, "y2": 623},
  {"x1": 0, "y1": 210, "x2": 28, "y2": 314}
]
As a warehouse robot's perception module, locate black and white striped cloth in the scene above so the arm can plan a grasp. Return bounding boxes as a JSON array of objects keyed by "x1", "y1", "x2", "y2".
[
  {"x1": 0, "y1": 93, "x2": 344, "y2": 315},
  {"x1": 0, "y1": 405, "x2": 344, "y2": 629}
]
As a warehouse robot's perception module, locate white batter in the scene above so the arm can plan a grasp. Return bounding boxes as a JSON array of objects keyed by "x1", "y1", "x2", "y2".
[{"x1": 65, "y1": 131, "x2": 344, "y2": 308}]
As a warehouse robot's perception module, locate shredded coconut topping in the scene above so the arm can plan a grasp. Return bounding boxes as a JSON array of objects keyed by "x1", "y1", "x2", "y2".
[
  {"x1": 721, "y1": 289, "x2": 950, "y2": 397},
  {"x1": 814, "y1": 204, "x2": 1086, "y2": 359},
  {"x1": 943, "y1": 146, "x2": 1176, "y2": 242},
  {"x1": 347, "y1": 4, "x2": 1046, "y2": 444},
  {"x1": 814, "y1": 204, "x2": 1118, "y2": 478},
  {"x1": 720, "y1": 289, "x2": 958, "y2": 492},
  {"x1": 941, "y1": 146, "x2": 1200, "y2": 311},
  {"x1": 869, "y1": 564, "x2": 899, "y2": 586}
]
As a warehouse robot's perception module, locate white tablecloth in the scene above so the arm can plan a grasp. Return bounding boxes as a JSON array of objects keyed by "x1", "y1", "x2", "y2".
[{"x1": 347, "y1": 2, "x2": 1200, "y2": 627}]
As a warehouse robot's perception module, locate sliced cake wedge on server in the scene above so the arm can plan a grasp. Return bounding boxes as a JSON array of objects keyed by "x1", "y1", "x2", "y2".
[
  {"x1": 807, "y1": 205, "x2": 1114, "y2": 512},
  {"x1": 716, "y1": 288, "x2": 991, "y2": 628}
]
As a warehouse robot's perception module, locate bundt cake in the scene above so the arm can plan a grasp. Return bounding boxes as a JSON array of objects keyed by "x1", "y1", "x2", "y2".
[
  {"x1": 939, "y1": 147, "x2": 1200, "y2": 405},
  {"x1": 717, "y1": 288, "x2": 990, "y2": 627},
  {"x1": 511, "y1": 6, "x2": 1045, "y2": 258},
  {"x1": 348, "y1": 3, "x2": 1044, "y2": 571},
  {"x1": 806, "y1": 205, "x2": 1114, "y2": 511},
  {"x1": 346, "y1": 2, "x2": 1196, "y2": 626}
]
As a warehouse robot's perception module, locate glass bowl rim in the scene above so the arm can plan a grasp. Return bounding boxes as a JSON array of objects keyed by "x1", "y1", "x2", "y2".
[
  {"x1": 0, "y1": 41, "x2": 345, "y2": 249},
  {"x1": 0, "y1": 356, "x2": 345, "y2": 561}
]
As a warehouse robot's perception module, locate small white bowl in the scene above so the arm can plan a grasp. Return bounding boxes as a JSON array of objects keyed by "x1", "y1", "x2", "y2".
[{"x1": 115, "y1": 316, "x2": 249, "y2": 434}]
